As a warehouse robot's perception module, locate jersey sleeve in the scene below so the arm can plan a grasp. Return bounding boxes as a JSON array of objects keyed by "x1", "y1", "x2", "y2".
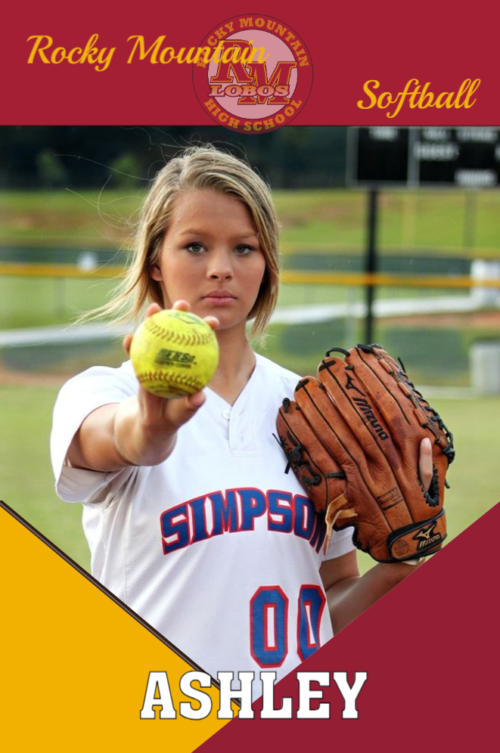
[
  {"x1": 50, "y1": 363, "x2": 138, "y2": 504},
  {"x1": 322, "y1": 525, "x2": 356, "y2": 561}
]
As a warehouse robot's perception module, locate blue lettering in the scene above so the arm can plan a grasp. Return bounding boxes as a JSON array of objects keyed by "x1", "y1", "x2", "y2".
[
  {"x1": 210, "y1": 490, "x2": 239, "y2": 535},
  {"x1": 161, "y1": 504, "x2": 189, "y2": 554},
  {"x1": 189, "y1": 496, "x2": 210, "y2": 543},
  {"x1": 294, "y1": 495, "x2": 315, "y2": 540},
  {"x1": 268, "y1": 490, "x2": 293, "y2": 532},
  {"x1": 240, "y1": 488, "x2": 266, "y2": 531},
  {"x1": 250, "y1": 587, "x2": 288, "y2": 667},
  {"x1": 297, "y1": 586, "x2": 326, "y2": 661},
  {"x1": 310, "y1": 514, "x2": 327, "y2": 552}
]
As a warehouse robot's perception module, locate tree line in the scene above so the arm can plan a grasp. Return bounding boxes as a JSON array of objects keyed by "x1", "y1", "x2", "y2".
[{"x1": 0, "y1": 126, "x2": 348, "y2": 189}]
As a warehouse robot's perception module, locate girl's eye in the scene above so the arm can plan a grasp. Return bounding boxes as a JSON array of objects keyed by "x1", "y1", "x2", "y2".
[
  {"x1": 186, "y1": 243, "x2": 205, "y2": 253},
  {"x1": 234, "y1": 244, "x2": 253, "y2": 255}
]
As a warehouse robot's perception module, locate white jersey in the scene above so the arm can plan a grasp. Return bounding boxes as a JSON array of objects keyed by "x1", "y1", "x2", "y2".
[{"x1": 51, "y1": 352, "x2": 355, "y2": 698}]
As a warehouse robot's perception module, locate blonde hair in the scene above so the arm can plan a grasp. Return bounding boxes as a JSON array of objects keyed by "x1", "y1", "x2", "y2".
[{"x1": 94, "y1": 145, "x2": 280, "y2": 340}]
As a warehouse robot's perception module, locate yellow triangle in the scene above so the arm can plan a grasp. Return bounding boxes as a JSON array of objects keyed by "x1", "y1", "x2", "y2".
[{"x1": 0, "y1": 504, "x2": 235, "y2": 750}]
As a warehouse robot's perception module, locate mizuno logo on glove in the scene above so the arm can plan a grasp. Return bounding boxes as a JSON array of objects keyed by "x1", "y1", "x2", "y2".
[{"x1": 352, "y1": 397, "x2": 389, "y2": 440}]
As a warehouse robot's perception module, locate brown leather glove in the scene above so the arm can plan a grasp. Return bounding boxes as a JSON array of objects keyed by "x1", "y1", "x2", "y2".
[{"x1": 276, "y1": 344, "x2": 455, "y2": 563}]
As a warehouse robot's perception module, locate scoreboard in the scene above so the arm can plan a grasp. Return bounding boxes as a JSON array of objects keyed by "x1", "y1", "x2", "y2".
[{"x1": 347, "y1": 127, "x2": 500, "y2": 187}]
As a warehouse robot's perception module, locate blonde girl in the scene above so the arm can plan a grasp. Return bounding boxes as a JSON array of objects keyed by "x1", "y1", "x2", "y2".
[{"x1": 51, "y1": 145, "x2": 431, "y2": 699}]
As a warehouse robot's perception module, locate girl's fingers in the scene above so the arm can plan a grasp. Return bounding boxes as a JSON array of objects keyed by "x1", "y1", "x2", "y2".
[
  {"x1": 418, "y1": 437, "x2": 433, "y2": 491},
  {"x1": 170, "y1": 301, "x2": 218, "y2": 329},
  {"x1": 205, "y1": 316, "x2": 220, "y2": 330},
  {"x1": 126, "y1": 303, "x2": 161, "y2": 353},
  {"x1": 172, "y1": 300, "x2": 191, "y2": 311},
  {"x1": 145, "y1": 303, "x2": 162, "y2": 317},
  {"x1": 123, "y1": 334, "x2": 133, "y2": 354}
]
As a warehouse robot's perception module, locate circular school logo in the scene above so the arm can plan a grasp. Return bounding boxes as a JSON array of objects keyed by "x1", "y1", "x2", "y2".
[{"x1": 192, "y1": 14, "x2": 313, "y2": 134}]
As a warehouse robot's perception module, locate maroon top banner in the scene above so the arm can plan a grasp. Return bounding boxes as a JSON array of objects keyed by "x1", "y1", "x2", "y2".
[{"x1": 4, "y1": 0, "x2": 497, "y2": 125}]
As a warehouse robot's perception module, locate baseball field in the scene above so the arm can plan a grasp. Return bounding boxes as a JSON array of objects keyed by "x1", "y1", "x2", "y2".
[{"x1": 1, "y1": 188, "x2": 499, "y2": 574}]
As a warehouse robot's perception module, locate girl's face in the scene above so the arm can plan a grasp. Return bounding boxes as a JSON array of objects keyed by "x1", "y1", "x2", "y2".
[{"x1": 151, "y1": 190, "x2": 267, "y2": 333}]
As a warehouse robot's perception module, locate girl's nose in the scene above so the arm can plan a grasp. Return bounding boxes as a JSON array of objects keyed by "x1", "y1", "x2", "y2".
[{"x1": 207, "y1": 250, "x2": 233, "y2": 280}]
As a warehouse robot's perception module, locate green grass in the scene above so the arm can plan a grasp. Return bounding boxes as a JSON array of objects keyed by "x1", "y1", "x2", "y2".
[
  {"x1": 0, "y1": 190, "x2": 142, "y2": 248},
  {"x1": 0, "y1": 384, "x2": 91, "y2": 570},
  {"x1": 0, "y1": 276, "x2": 117, "y2": 329},
  {"x1": 1, "y1": 384, "x2": 498, "y2": 578},
  {"x1": 1, "y1": 188, "x2": 500, "y2": 256}
]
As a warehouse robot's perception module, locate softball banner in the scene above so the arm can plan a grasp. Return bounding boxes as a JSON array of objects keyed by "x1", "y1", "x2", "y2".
[{"x1": 4, "y1": 2, "x2": 498, "y2": 123}]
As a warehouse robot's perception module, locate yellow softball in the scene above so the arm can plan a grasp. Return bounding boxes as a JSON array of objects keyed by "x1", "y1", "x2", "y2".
[{"x1": 130, "y1": 309, "x2": 219, "y2": 398}]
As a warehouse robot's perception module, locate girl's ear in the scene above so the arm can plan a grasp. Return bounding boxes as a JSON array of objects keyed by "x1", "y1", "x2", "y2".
[{"x1": 150, "y1": 264, "x2": 163, "y2": 282}]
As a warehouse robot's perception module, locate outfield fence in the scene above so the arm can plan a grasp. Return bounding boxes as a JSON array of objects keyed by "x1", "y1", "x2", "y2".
[
  {"x1": 1, "y1": 263, "x2": 499, "y2": 391},
  {"x1": 1, "y1": 261, "x2": 500, "y2": 289}
]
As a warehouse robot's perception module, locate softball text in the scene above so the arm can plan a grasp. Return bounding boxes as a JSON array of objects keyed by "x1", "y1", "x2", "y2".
[{"x1": 358, "y1": 78, "x2": 481, "y2": 118}]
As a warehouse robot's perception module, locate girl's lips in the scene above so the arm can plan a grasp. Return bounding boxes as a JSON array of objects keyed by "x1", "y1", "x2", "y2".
[{"x1": 203, "y1": 296, "x2": 237, "y2": 305}]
